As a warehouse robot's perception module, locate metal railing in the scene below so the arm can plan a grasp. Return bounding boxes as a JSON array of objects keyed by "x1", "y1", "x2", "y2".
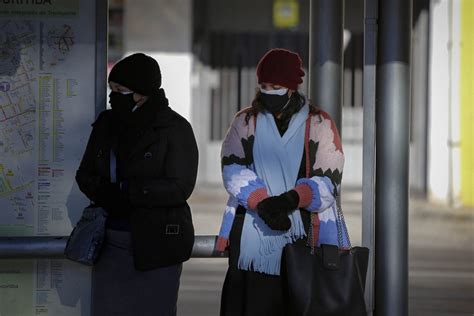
[{"x1": 0, "y1": 235, "x2": 227, "y2": 259}]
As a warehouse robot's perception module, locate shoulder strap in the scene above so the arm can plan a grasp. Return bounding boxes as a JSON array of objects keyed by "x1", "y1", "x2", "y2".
[{"x1": 305, "y1": 114, "x2": 321, "y2": 248}]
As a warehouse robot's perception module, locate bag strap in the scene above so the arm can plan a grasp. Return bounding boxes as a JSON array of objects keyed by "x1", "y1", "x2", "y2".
[
  {"x1": 304, "y1": 115, "x2": 311, "y2": 179},
  {"x1": 305, "y1": 113, "x2": 351, "y2": 250},
  {"x1": 335, "y1": 194, "x2": 352, "y2": 249},
  {"x1": 304, "y1": 115, "x2": 321, "y2": 250}
]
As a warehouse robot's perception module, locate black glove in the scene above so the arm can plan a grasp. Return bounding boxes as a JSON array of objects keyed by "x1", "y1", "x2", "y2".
[{"x1": 257, "y1": 190, "x2": 299, "y2": 231}]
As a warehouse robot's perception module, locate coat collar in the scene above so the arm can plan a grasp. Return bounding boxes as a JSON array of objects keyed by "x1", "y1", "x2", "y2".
[{"x1": 126, "y1": 106, "x2": 177, "y2": 159}]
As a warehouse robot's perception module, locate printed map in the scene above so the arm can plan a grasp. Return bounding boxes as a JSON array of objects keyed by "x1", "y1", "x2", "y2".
[{"x1": 0, "y1": 20, "x2": 38, "y2": 235}]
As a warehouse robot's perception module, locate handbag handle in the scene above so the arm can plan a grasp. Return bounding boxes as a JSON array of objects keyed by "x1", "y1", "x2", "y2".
[
  {"x1": 335, "y1": 193, "x2": 352, "y2": 249},
  {"x1": 308, "y1": 195, "x2": 352, "y2": 252},
  {"x1": 304, "y1": 114, "x2": 352, "y2": 251}
]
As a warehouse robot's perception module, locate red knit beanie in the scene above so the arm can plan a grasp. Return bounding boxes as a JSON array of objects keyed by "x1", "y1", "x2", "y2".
[{"x1": 256, "y1": 48, "x2": 305, "y2": 90}]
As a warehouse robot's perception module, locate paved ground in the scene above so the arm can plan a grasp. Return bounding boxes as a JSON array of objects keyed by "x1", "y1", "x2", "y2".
[{"x1": 177, "y1": 185, "x2": 474, "y2": 316}]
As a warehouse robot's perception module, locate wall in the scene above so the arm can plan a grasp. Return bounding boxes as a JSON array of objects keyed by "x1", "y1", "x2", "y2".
[{"x1": 123, "y1": 0, "x2": 193, "y2": 120}]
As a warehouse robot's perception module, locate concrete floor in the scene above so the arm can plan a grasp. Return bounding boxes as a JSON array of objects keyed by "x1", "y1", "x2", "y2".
[{"x1": 177, "y1": 185, "x2": 474, "y2": 316}]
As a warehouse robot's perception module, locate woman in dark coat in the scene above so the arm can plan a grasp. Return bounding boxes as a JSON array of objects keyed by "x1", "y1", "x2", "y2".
[
  {"x1": 75, "y1": 53, "x2": 198, "y2": 316},
  {"x1": 216, "y1": 48, "x2": 348, "y2": 315}
]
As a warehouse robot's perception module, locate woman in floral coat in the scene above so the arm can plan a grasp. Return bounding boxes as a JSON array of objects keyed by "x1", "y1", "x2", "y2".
[{"x1": 216, "y1": 48, "x2": 349, "y2": 316}]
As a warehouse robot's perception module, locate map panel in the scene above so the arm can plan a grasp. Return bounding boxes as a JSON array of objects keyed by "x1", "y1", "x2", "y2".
[{"x1": 1, "y1": 1, "x2": 98, "y2": 315}]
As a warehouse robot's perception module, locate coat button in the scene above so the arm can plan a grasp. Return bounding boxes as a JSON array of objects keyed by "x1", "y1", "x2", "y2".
[{"x1": 144, "y1": 152, "x2": 152, "y2": 159}]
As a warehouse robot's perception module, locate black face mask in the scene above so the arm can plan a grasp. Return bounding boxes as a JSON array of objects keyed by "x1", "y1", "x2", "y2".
[
  {"x1": 109, "y1": 91, "x2": 136, "y2": 120},
  {"x1": 259, "y1": 92, "x2": 290, "y2": 114}
]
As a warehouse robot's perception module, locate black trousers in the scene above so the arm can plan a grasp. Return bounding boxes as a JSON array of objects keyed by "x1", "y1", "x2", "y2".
[
  {"x1": 220, "y1": 207, "x2": 312, "y2": 316},
  {"x1": 220, "y1": 212, "x2": 286, "y2": 316},
  {"x1": 92, "y1": 229, "x2": 182, "y2": 316}
]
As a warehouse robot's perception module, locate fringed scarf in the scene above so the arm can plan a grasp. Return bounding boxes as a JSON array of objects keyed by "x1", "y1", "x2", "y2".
[{"x1": 238, "y1": 105, "x2": 309, "y2": 275}]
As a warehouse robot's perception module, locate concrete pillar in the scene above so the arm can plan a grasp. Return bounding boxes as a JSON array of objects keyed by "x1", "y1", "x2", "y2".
[{"x1": 427, "y1": 0, "x2": 461, "y2": 205}]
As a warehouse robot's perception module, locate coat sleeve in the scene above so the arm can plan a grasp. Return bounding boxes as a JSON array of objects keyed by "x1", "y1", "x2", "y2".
[
  {"x1": 128, "y1": 119, "x2": 199, "y2": 208},
  {"x1": 221, "y1": 113, "x2": 268, "y2": 210},
  {"x1": 296, "y1": 111, "x2": 345, "y2": 212},
  {"x1": 75, "y1": 112, "x2": 127, "y2": 211},
  {"x1": 75, "y1": 120, "x2": 101, "y2": 202}
]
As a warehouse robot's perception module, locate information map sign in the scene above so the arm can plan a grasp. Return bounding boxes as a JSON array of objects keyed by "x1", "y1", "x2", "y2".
[{"x1": 0, "y1": 1, "x2": 106, "y2": 315}]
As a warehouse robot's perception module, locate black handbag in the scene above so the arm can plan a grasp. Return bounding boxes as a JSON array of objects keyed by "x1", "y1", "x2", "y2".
[
  {"x1": 282, "y1": 197, "x2": 369, "y2": 316},
  {"x1": 64, "y1": 205, "x2": 108, "y2": 265}
]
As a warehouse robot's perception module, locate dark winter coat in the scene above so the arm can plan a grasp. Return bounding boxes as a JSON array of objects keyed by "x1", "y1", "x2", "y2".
[{"x1": 76, "y1": 98, "x2": 198, "y2": 271}]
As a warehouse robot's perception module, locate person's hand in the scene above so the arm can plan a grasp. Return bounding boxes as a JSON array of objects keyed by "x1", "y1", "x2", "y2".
[
  {"x1": 257, "y1": 190, "x2": 299, "y2": 231},
  {"x1": 260, "y1": 211, "x2": 291, "y2": 231},
  {"x1": 97, "y1": 178, "x2": 120, "y2": 200},
  {"x1": 119, "y1": 179, "x2": 129, "y2": 195},
  {"x1": 96, "y1": 178, "x2": 131, "y2": 210}
]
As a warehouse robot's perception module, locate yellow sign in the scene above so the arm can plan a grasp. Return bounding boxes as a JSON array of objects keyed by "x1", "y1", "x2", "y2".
[
  {"x1": 460, "y1": 0, "x2": 474, "y2": 205},
  {"x1": 273, "y1": 0, "x2": 299, "y2": 29}
]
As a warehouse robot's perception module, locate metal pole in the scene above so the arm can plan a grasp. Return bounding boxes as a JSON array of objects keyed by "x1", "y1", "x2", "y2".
[
  {"x1": 309, "y1": 0, "x2": 344, "y2": 132},
  {"x1": 362, "y1": 0, "x2": 378, "y2": 314},
  {"x1": 0, "y1": 236, "x2": 228, "y2": 259},
  {"x1": 0, "y1": 237, "x2": 68, "y2": 259},
  {"x1": 237, "y1": 52, "x2": 242, "y2": 111},
  {"x1": 375, "y1": 0, "x2": 411, "y2": 315}
]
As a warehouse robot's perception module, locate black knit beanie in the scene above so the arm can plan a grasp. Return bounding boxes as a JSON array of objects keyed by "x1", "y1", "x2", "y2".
[{"x1": 108, "y1": 53, "x2": 161, "y2": 96}]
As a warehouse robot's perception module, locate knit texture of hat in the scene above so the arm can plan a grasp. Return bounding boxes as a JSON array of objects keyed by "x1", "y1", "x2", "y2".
[
  {"x1": 256, "y1": 48, "x2": 305, "y2": 90},
  {"x1": 108, "y1": 53, "x2": 161, "y2": 96}
]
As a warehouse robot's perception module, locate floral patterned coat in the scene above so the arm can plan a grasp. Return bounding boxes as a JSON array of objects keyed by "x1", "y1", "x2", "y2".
[{"x1": 216, "y1": 106, "x2": 347, "y2": 251}]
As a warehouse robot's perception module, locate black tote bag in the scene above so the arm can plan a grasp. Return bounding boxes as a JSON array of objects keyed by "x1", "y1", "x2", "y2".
[
  {"x1": 282, "y1": 197, "x2": 369, "y2": 316},
  {"x1": 64, "y1": 205, "x2": 107, "y2": 265}
]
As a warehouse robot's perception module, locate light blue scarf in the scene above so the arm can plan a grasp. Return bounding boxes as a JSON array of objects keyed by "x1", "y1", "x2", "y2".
[{"x1": 238, "y1": 104, "x2": 309, "y2": 275}]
